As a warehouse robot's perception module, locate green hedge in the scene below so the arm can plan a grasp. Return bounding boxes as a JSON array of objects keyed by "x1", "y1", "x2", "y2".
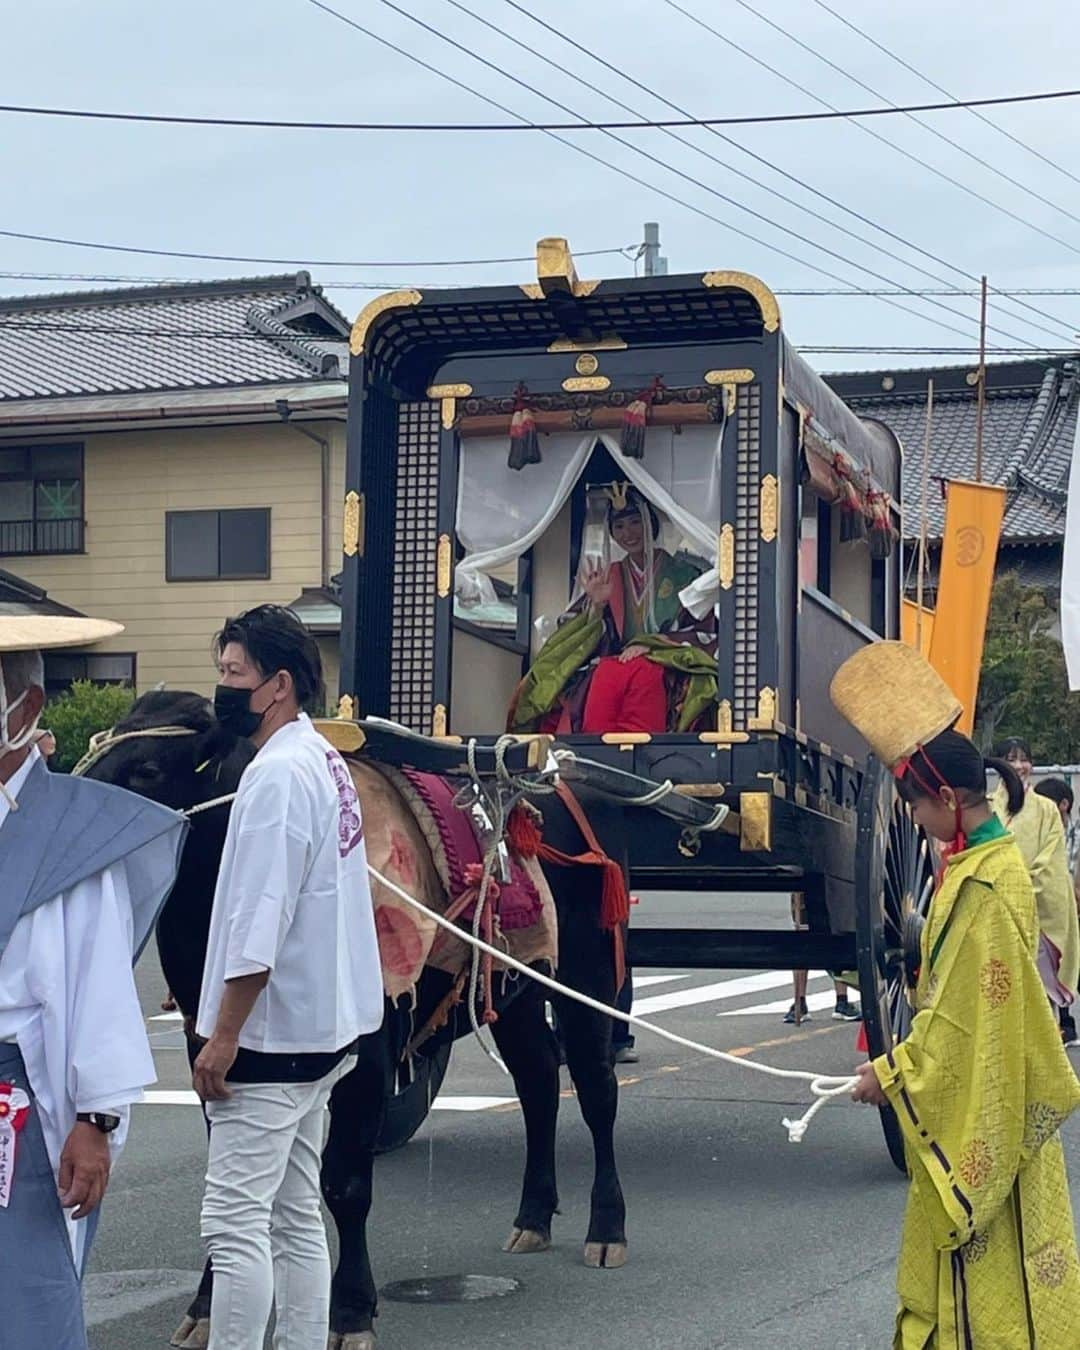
[{"x1": 44, "y1": 681, "x2": 136, "y2": 773}]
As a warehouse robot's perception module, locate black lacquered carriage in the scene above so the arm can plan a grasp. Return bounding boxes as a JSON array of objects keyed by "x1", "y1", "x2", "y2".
[{"x1": 337, "y1": 241, "x2": 933, "y2": 1167}]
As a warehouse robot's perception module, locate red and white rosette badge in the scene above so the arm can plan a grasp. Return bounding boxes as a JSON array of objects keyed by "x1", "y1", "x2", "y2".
[{"x1": 0, "y1": 1081, "x2": 31, "y2": 1208}]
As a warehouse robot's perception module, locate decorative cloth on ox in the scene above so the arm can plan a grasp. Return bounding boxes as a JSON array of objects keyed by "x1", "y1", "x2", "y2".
[
  {"x1": 399, "y1": 769, "x2": 543, "y2": 932},
  {"x1": 348, "y1": 760, "x2": 558, "y2": 1005}
]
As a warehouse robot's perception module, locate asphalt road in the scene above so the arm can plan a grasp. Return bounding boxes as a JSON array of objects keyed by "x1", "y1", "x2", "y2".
[{"x1": 86, "y1": 892, "x2": 1080, "y2": 1350}]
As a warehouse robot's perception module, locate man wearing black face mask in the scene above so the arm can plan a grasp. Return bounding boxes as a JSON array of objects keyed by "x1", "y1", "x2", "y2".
[{"x1": 194, "y1": 605, "x2": 383, "y2": 1350}]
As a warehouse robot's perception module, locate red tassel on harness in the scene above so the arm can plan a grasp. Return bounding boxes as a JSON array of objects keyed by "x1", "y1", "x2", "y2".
[
  {"x1": 508, "y1": 382, "x2": 541, "y2": 470},
  {"x1": 599, "y1": 857, "x2": 630, "y2": 931},
  {"x1": 619, "y1": 377, "x2": 663, "y2": 458},
  {"x1": 506, "y1": 802, "x2": 543, "y2": 859}
]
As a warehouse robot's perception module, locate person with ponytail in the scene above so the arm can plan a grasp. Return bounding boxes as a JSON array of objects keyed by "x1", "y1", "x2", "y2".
[
  {"x1": 830, "y1": 643, "x2": 1080, "y2": 1347},
  {"x1": 990, "y1": 738, "x2": 1080, "y2": 1015}
]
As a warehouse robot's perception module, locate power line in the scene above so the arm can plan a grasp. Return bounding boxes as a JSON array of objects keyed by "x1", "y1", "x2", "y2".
[
  {"x1": 663, "y1": 0, "x2": 1080, "y2": 261},
  {"x1": 0, "y1": 322, "x2": 1070, "y2": 359},
  {"x1": 0, "y1": 228, "x2": 631, "y2": 268},
  {"x1": 729, "y1": 0, "x2": 1080, "y2": 232},
  {"x1": 4, "y1": 86, "x2": 1079, "y2": 132},
  {"x1": 301, "y1": 0, "x2": 979, "y2": 349},
  {"x1": 444, "y1": 0, "x2": 1058, "y2": 349},
  {"x1": 809, "y1": 0, "x2": 1080, "y2": 192},
  {"x1": 497, "y1": 0, "x2": 1079, "y2": 347},
  {"x1": 3, "y1": 272, "x2": 1079, "y2": 302}
]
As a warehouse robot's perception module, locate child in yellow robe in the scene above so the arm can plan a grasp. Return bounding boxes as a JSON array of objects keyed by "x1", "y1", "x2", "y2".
[{"x1": 831, "y1": 644, "x2": 1080, "y2": 1347}]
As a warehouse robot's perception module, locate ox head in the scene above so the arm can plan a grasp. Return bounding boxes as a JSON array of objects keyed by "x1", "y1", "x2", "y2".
[
  {"x1": 81, "y1": 690, "x2": 254, "y2": 1019},
  {"x1": 81, "y1": 689, "x2": 253, "y2": 810}
]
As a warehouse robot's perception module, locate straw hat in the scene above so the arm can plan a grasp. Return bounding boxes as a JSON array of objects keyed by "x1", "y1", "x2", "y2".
[
  {"x1": 0, "y1": 615, "x2": 124, "y2": 652},
  {"x1": 829, "y1": 640, "x2": 962, "y2": 768}
]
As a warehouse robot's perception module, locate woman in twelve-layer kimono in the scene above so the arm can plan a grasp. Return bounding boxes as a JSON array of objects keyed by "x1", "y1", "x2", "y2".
[{"x1": 508, "y1": 485, "x2": 717, "y2": 735}]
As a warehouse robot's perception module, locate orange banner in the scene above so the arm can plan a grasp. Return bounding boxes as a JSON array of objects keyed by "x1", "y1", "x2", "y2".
[
  {"x1": 927, "y1": 480, "x2": 1006, "y2": 735},
  {"x1": 901, "y1": 599, "x2": 935, "y2": 658}
]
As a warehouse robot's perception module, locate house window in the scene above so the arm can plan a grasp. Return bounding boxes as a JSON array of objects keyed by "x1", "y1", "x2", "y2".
[
  {"x1": 0, "y1": 444, "x2": 84, "y2": 556},
  {"x1": 44, "y1": 651, "x2": 136, "y2": 699},
  {"x1": 166, "y1": 508, "x2": 271, "y2": 581}
]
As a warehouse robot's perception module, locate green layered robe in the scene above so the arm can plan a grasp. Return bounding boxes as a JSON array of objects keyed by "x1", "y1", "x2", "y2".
[{"x1": 509, "y1": 551, "x2": 717, "y2": 733}]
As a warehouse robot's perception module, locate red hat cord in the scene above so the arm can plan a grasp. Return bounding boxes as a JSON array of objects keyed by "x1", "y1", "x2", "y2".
[
  {"x1": 619, "y1": 377, "x2": 664, "y2": 459},
  {"x1": 894, "y1": 748, "x2": 967, "y2": 864},
  {"x1": 508, "y1": 382, "x2": 541, "y2": 471},
  {"x1": 0, "y1": 1082, "x2": 31, "y2": 1209}
]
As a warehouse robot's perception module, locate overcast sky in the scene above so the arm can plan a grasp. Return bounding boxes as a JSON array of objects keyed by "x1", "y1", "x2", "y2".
[{"x1": 4, "y1": 0, "x2": 1079, "y2": 370}]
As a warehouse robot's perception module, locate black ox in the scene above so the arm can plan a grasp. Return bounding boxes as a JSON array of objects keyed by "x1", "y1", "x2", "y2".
[{"x1": 87, "y1": 691, "x2": 630, "y2": 1349}]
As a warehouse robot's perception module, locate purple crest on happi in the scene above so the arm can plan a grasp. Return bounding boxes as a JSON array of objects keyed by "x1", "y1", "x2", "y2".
[{"x1": 326, "y1": 750, "x2": 364, "y2": 857}]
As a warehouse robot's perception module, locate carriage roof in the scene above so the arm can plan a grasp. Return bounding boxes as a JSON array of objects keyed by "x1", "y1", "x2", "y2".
[{"x1": 348, "y1": 242, "x2": 901, "y2": 498}]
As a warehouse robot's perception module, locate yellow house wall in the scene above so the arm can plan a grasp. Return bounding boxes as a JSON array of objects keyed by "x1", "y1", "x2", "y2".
[{"x1": 9, "y1": 419, "x2": 345, "y2": 701}]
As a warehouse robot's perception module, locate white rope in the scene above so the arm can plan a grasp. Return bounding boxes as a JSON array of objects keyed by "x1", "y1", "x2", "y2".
[
  {"x1": 70, "y1": 724, "x2": 197, "y2": 777},
  {"x1": 185, "y1": 793, "x2": 238, "y2": 817},
  {"x1": 167, "y1": 765, "x2": 857, "y2": 1138},
  {"x1": 367, "y1": 862, "x2": 858, "y2": 1143}
]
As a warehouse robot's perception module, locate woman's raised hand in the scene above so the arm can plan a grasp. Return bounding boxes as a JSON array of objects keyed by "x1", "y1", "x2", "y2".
[{"x1": 582, "y1": 562, "x2": 613, "y2": 613}]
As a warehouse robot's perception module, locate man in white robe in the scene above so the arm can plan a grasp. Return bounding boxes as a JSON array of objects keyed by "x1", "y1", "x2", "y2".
[
  {"x1": 194, "y1": 604, "x2": 382, "y2": 1350},
  {"x1": 0, "y1": 617, "x2": 187, "y2": 1347}
]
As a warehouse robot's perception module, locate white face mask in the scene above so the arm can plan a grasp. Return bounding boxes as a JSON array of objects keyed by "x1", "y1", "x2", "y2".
[{"x1": 0, "y1": 655, "x2": 43, "y2": 755}]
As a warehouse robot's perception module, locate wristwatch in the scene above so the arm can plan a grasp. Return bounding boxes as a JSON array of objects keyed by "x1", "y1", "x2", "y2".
[{"x1": 76, "y1": 1111, "x2": 122, "y2": 1134}]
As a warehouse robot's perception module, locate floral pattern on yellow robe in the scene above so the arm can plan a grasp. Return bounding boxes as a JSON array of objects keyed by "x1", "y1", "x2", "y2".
[{"x1": 874, "y1": 834, "x2": 1080, "y2": 1348}]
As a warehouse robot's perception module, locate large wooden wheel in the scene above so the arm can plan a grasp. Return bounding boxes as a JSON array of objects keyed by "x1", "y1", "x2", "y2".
[
  {"x1": 375, "y1": 1039, "x2": 453, "y2": 1154},
  {"x1": 855, "y1": 755, "x2": 935, "y2": 1172}
]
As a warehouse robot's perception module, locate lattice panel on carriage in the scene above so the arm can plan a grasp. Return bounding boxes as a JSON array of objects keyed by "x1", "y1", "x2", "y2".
[
  {"x1": 733, "y1": 382, "x2": 762, "y2": 728},
  {"x1": 389, "y1": 401, "x2": 440, "y2": 731},
  {"x1": 365, "y1": 284, "x2": 768, "y2": 382}
]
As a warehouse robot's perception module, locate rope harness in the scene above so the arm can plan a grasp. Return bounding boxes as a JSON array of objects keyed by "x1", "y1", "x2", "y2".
[{"x1": 75, "y1": 724, "x2": 857, "y2": 1139}]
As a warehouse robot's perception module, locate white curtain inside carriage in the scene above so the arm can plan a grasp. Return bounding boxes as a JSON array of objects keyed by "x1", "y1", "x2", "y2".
[{"x1": 454, "y1": 423, "x2": 724, "y2": 624}]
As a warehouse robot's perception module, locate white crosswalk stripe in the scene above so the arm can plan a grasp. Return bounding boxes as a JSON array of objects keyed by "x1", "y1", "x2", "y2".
[
  {"x1": 142, "y1": 969, "x2": 857, "y2": 1111},
  {"x1": 718, "y1": 985, "x2": 838, "y2": 1018}
]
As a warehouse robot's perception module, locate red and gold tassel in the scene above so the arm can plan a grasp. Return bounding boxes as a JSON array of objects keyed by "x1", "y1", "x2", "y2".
[
  {"x1": 508, "y1": 382, "x2": 541, "y2": 470},
  {"x1": 619, "y1": 376, "x2": 664, "y2": 458}
]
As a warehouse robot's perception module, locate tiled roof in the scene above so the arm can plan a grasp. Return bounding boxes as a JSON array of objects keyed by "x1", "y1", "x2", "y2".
[
  {"x1": 0, "y1": 567, "x2": 85, "y2": 617},
  {"x1": 0, "y1": 274, "x2": 351, "y2": 403},
  {"x1": 826, "y1": 357, "x2": 1078, "y2": 544}
]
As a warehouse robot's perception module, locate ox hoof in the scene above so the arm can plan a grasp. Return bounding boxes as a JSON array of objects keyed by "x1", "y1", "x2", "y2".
[
  {"x1": 502, "y1": 1226, "x2": 551, "y2": 1254},
  {"x1": 583, "y1": 1241, "x2": 628, "y2": 1269},
  {"x1": 170, "y1": 1315, "x2": 211, "y2": 1348},
  {"x1": 327, "y1": 1334, "x2": 377, "y2": 1350}
]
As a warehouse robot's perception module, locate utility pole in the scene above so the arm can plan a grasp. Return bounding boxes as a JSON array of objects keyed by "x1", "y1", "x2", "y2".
[{"x1": 642, "y1": 222, "x2": 668, "y2": 276}]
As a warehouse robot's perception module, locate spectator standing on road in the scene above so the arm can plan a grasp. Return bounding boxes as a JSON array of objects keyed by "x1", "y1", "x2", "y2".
[
  {"x1": 194, "y1": 605, "x2": 383, "y2": 1350},
  {"x1": 833, "y1": 642, "x2": 1080, "y2": 1345},
  {"x1": 995, "y1": 739, "x2": 1080, "y2": 1013},
  {"x1": 1035, "y1": 777, "x2": 1080, "y2": 1043},
  {"x1": 0, "y1": 616, "x2": 186, "y2": 1347},
  {"x1": 784, "y1": 892, "x2": 860, "y2": 1024}
]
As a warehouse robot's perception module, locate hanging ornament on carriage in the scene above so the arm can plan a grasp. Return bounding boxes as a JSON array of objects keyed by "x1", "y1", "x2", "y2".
[
  {"x1": 867, "y1": 489, "x2": 898, "y2": 560},
  {"x1": 507, "y1": 381, "x2": 541, "y2": 470},
  {"x1": 834, "y1": 451, "x2": 868, "y2": 543},
  {"x1": 619, "y1": 377, "x2": 664, "y2": 458}
]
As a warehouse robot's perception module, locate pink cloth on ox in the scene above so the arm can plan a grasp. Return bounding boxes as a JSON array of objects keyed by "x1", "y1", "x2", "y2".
[{"x1": 401, "y1": 769, "x2": 543, "y2": 931}]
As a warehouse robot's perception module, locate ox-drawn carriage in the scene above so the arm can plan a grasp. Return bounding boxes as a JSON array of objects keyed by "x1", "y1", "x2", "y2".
[{"x1": 335, "y1": 239, "x2": 934, "y2": 1171}]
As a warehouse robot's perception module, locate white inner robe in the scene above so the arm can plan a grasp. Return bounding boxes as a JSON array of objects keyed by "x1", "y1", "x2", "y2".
[{"x1": 0, "y1": 748, "x2": 159, "y2": 1267}]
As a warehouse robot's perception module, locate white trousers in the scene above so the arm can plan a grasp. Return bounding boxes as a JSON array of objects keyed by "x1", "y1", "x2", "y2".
[{"x1": 201, "y1": 1057, "x2": 353, "y2": 1350}]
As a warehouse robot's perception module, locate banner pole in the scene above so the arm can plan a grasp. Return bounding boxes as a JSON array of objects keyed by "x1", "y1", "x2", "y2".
[
  {"x1": 917, "y1": 378, "x2": 934, "y2": 649},
  {"x1": 975, "y1": 276, "x2": 988, "y2": 483}
]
